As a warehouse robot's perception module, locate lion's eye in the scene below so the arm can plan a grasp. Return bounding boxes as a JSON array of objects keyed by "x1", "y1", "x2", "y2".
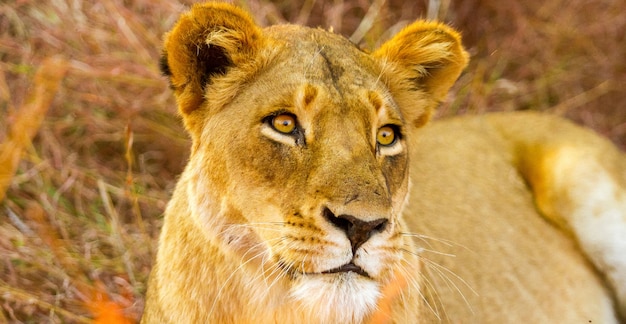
[
  {"x1": 271, "y1": 114, "x2": 297, "y2": 134},
  {"x1": 377, "y1": 125, "x2": 397, "y2": 146},
  {"x1": 262, "y1": 112, "x2": 305, "y2": 146}
]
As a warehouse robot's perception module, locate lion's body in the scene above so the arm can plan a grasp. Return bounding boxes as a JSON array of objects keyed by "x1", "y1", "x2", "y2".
[
  {"x1": 142, "y1": 3, "x2": 626, "y2": 323},
  {"x1": 407, "y1": 112, "x2": 624, "y2": 322}
]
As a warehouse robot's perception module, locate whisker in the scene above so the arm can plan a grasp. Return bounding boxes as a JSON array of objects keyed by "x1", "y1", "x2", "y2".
[
  {"x1": 261, "y1": 240, "x2": 297, "y2": 289},
  {"x1": 221, "y1": 222, "x2": 287, "y2": 233},
  {"x1": 235, "y1": 221, "x2": 287, "y2": 227},
  {"x1": 401, "y1": 230, "x2": 478, "y2": 309},
  {"x1": 300, "y1": 252, "x2": 308, "y2": 276},
  {"x1": 262, "y1": 262, "x2": 287, "y2": 292},
  {"x1": 411, "y1": 263, "x2": 449, "y2": 321},
  {"x1": 207, "y1": 236, "x2": 284, "y2": 317},
  {"x1": 419, "y1": 255, "x2": 477, "y2": 315},
  {"x1": 401, "y1": 232, "x2": 468, "y2": 250},
  {"x1": 259, "y1": 237, "x2": 288, "y2": 286},
  {"x1": 405, "y1": 245, "x2": 457, "y2": 258},
  {"x1": 398, "y1": 243, "x2": 478, "y2": 320},
  {"x1": 420, "y1": 256, "x2": 477, "y2": 295},
  {"x1": 396, "y1": 262, "x2": 442, "y2": 321}
]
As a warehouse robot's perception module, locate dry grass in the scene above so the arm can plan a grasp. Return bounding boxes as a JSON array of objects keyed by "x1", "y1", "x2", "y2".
[{"x1": 0, "y1": 0, "x2": 624, "y2": 322}]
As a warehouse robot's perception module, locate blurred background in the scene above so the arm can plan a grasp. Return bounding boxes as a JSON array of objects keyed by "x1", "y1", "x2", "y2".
[{"x1": 0, "y1": 0, "x2": 624, "y2": 322}]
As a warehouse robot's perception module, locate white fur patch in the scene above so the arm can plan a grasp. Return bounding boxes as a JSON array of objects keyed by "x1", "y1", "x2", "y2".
[
  {"x1": 290, "y1": 274, "x2": 381, "y2": 324},
  {"x1": 355, "y1": 235, "x2": 396, "y2": 277},
  {"x1": 569, "y1": 172, "x2": 626, "y2": 316},
  {"x1": 260, "y1": 124, "x2": 299, "y2": 146},
  {"x1": 553, "y1": 149, "x2": 626, "y2": 317}
]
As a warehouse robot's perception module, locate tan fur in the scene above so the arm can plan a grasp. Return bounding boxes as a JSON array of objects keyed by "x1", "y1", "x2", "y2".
[{"x1": 143, "y1": 3, "x2": 626, "y2": 323}]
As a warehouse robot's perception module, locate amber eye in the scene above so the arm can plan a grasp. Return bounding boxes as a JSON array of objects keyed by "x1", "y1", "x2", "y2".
[
  {"x1": 377, "y1": 125, "x2": 397, "y2": 146},
  {"x1": 271, "y1": 114, "x2": 297, "y2": 134}
]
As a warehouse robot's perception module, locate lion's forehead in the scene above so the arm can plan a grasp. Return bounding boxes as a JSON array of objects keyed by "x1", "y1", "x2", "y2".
[
  {"x1": 259, "y1": 35, "x2": 398, "y2": 125},
  {"x1": 265, "y1": 25, "x2": 381, "y2": 86}
]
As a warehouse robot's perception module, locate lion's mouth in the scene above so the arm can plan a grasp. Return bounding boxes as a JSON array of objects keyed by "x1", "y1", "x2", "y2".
[
  {"x1": 278, "y1": 258, "x2": 371, "y2": 278},
  {"x1": 321, "y1": 262, "x2": 370, "y2": 277}
]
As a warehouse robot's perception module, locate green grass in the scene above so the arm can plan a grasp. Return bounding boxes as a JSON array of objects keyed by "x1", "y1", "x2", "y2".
[{"x1": 1, "y1": 0, "x2": 625, "y2": 322}]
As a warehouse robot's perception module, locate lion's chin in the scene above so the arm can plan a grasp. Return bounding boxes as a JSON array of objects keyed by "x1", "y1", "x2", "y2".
[{"x1": 290, "y1": 272, "x2": 381, "y2": 323}]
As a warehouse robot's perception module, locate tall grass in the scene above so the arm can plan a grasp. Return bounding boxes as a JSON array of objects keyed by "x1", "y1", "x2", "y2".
[{"x1": 1, "y1": 0, "x2": 624, "y2": 322}]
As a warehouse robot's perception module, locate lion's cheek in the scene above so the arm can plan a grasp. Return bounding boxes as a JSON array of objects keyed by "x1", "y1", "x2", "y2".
[
  {"x1": 222, "y1": 139, "x2": 310, "y2": 212},
  {"x1": 382, "y1": 152, "x2": 410, "y2": 210}
]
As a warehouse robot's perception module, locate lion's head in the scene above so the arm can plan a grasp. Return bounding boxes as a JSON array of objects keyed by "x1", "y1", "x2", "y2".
[{"x1": 153, "y1": 3, "x2": 467, "y2": 322}]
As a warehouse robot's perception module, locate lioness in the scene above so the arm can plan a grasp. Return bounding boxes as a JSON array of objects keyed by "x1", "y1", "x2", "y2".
[{"x1": 143, "y1": 3, "x2": 626, "y2": 323}]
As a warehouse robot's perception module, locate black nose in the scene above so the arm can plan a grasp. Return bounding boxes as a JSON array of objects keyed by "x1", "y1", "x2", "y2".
[{"x1": 323, "y1": 208, "x2": 389, "y2": 253}]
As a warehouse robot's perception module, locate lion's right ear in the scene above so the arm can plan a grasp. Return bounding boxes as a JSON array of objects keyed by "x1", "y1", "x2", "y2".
[
  {"x1": 373, "y1": 21, "x2": 468, "y2": 128},
  {"x1": 161, "y1": 3, "x2": 263, "y2": 115}
]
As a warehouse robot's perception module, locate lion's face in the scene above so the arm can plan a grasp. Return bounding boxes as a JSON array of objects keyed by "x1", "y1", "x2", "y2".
[
  {"x1": 160, "y1": 3, "x2": 467, "y2": 321},
  {"x1": 185, "y1": 27, "x2": 411, "y2": 317}
]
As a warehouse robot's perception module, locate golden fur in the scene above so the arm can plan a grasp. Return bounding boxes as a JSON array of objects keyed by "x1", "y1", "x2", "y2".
[{"x1": 143, "y1": 3, "x2": 626, "y2": 323}]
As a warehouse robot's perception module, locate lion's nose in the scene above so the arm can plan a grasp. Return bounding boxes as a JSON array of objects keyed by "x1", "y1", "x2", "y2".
[{"x1": 323, "y1": 207, "x2": 388, "y2": 253}]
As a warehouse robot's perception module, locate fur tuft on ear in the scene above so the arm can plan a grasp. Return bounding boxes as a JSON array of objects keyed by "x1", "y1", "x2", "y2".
[
  {"x1": 161, "y1": 3, "x2": 263, "y2": 115},
  {"x1": 373, "y1": 21, "x2": 469, "y2": 127}
]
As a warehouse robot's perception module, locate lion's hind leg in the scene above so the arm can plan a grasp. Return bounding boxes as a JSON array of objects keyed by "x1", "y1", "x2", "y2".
[
  {"x1": 523, "y1": 132, "x2": 626, "y2": 320},
  {"x1": 487, "y1": 112, "x2": 626, "y2": 319}
]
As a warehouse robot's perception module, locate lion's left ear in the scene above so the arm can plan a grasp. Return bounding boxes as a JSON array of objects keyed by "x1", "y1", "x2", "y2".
[{"x1": 373, "y1": 21, "x2": 469, "y2": 127}]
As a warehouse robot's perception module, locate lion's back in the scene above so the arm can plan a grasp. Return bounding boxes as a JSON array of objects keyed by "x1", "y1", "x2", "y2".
[{"x1": 403, "y1": 112, "x2": 618, "y2": 322}]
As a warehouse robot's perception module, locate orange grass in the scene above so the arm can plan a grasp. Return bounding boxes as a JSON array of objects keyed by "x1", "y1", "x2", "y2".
[
  {"x1": 0, "y1": 57, "x2": 69, "y2": 202},
  {"x1": 0, "y1": 0, "x2": 624, "y2": 322}
]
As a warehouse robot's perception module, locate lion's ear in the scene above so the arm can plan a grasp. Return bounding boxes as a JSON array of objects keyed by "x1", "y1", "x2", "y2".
[
  {"x1": 161, "y1": 3, "x2": 263, "y2": 115},
  {"x1": 373, "y1": 21, "x2": 468, "y2": 127}
]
